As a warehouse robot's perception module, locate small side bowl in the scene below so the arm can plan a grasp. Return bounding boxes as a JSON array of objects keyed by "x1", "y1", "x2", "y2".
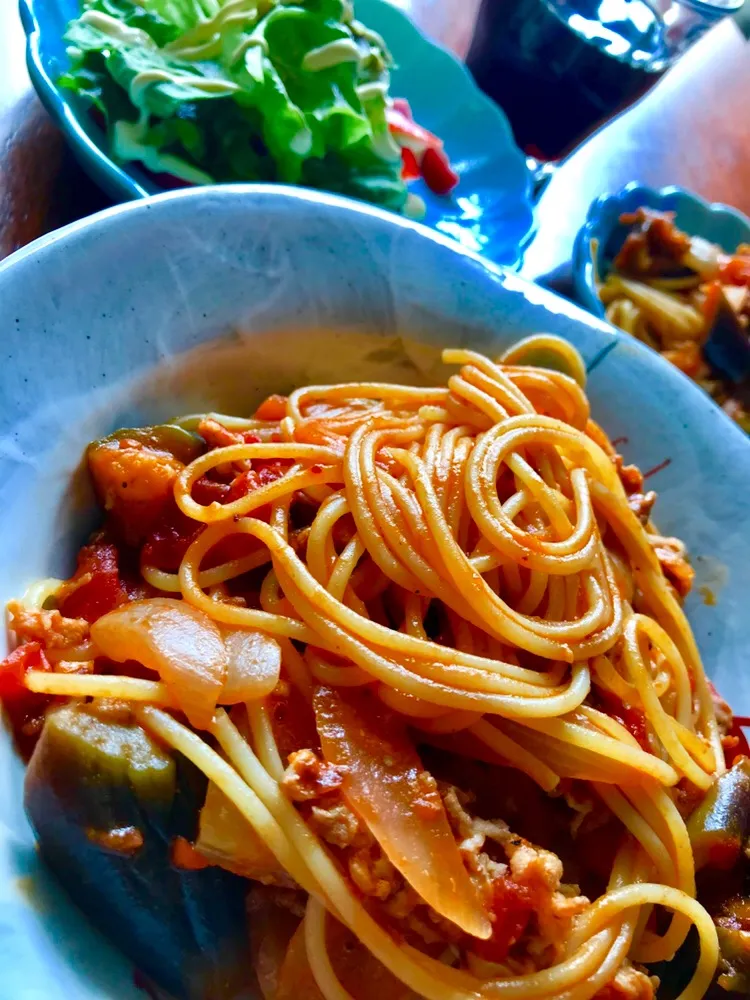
[{"x1": 573, "y1": 182, "x2": 750, "y2": 319}]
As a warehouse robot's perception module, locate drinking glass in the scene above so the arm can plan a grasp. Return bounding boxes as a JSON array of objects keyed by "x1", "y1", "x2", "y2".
[{"x1": 466, "y1": 0, "x2": 745, "y2": 161}]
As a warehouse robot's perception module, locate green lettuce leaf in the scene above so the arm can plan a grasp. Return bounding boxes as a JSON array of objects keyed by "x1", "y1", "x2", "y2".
[{"x1": 61, "y1": 0, "x2": 410, "y2": 211}]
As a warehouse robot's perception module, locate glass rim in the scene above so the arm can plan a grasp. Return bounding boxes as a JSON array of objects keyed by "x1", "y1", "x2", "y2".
[{"x1": 677, "y1": 0, "x2": 745, "y2": 15}]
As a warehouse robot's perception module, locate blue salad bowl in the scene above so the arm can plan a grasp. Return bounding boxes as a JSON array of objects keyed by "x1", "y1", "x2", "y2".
[
  {"x1": 19, "y1": 0, "x2": 536, "y2": 267},
  {"x1": 573, "y1": 181, "x2": 750, "y2": 318}
]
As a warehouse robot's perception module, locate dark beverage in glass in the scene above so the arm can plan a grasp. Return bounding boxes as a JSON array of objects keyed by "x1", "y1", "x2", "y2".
[{"x1": 466, "y1": 0, "x2": 672, "y2": 160}]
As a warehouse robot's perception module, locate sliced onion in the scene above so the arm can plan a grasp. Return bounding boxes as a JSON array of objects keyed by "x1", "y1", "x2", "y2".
[
  {"x1": 197, "y1": 781, "x2": 292, "y2": 884},
  {"x1": 91, "y1": 597, "x2": 226, "y2": 728},
  {"x1": 314, "y1": 685, "x2": 491, "y2": 939},
  {"x1": 276, "y1": 908, "x2": 416, "y2": 1000},
  {"x1": 684, "y1": 235, "x2": 721, "y2": 278},
  {"x1": 221, "y1": 628, "x2": 281, "y2": 704}
]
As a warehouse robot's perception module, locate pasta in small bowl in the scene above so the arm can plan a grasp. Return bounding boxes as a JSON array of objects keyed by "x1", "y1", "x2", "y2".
[{"x1": 574, "y1": 183, "x2": 750, "y2": 429}]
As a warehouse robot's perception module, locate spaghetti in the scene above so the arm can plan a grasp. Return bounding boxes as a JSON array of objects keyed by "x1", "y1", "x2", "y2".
[{"x1": 1, "y1": 335, "x2": 735, "y2": 1000}]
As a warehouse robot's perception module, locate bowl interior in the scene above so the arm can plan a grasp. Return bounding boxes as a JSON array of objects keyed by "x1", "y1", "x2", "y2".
[{"x1": 1, "y1": 186, "x2": 750, "y2": 997}]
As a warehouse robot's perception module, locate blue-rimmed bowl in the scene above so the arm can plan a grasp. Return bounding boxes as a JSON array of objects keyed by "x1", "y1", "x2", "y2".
[
  {"x1": 1, "y1": 184, "x2": 750, "y2": 996},
  {"x1": 19, "y1": 0, "x2": 536, "y2": 267},
  {"x1": 573, "y1": 182, "x2": 750, "y2": 317},
  {"x1": 2, "y1": 184, "x2": 750, "y2": 997}
]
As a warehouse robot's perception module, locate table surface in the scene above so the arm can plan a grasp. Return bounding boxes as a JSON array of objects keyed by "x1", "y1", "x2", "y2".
[{"x1": 1, "y1": 0, "x2": 749, "y2": 284}]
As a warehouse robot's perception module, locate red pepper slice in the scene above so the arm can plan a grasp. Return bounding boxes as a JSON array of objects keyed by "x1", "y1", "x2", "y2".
[{"x1": 421, "y1": 146, "x2": 460, "y2": 196}]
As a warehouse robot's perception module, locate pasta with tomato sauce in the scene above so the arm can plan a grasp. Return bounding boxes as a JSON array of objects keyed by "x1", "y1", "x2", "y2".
[{"x1": 2, "y1": 335, "x2": 749, "y2": 1000}]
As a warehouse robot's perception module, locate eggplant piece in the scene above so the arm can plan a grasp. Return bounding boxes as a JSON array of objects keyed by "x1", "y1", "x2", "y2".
[
  {"x1": 715, "y1": 898, "x2": 750, "y2": 993},
  {"x1": 704, "y1": 290, "x2": 750, "y2": 383},
  {"x1": 646, "y1": 927, "x2": 699, "y2": 1000},
  {"x1": 688, "y1": 758, "x2": 750, "y2": 871},
  {"x1": 25, "y1": 701, "x2": 254, "y2": 1000},
  {"x1": 89, "y1": 424, "x2": 205, "y2": 466},
  {"x1": 86, "y1": 424, "x2": 205, "y2": 544}
]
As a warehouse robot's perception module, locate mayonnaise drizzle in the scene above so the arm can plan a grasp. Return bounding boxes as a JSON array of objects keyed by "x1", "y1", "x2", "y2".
[
  {"x1": 302, "y1": 39, "x2": 361, "y2": 72},
  {"x1": 80, "y1": 9, "x2": 157, "y2": 48}
]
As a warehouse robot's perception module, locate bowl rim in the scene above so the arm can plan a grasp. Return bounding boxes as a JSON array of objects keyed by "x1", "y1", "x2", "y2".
[
  {"x1": 19, "y1": 0, "x2": 150, "y2": 201},
  {"x1": 0, "y1": 180, "x2": 521, "y2": 276},
  {"x1": 572, "y1": 181, "x2": 750, "y2": 319},
  {"x1": 4, "y1": 180, "x2": 750, "y2": 1000},
  {"x1": 3, "y1": 178, "x2": 748, "y2": 461}
]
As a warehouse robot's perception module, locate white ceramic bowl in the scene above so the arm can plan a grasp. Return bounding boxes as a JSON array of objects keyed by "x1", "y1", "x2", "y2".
[{"x1": 0, "y1": 185, "x2": 749, "y2": 998}]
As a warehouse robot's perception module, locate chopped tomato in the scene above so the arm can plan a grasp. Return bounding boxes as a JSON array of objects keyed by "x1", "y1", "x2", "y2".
[
  {"x1": 0, "y1": 642, "x2": 47, "y2": 700},
  {"x1": 420, "y1": 147, "x2": 460, "y2": 196},
  {"x1": 0, "y1": 642, "x2": 53, "y2": 758},
  {"x1": 400, "y1": 147, "x2": 421, "y2": 182},
  {"x1": 227, "y1": 462, "x2": 289, "y2": 503},
  {"x1": 159, "y1": 464, "x2": 285, "y2": 571},
  {"x1": 701, "y1": 278, "x2": 723, "y2": 321},
  {"x1": 718, "y1": 254, "x2": 750, "y2": 286},
  {"x1": 270, "y1": 684, "x2": 320, "y2": 761},
  {"x1": 386, "y1": 104, "x2": 459, "y2": 196},
  {"x1": 595, "y1": 691, "x2": 649, "y2": 750},
  {"x1": 386, "y1": 105, "x2": 441, "y2": 153},
  {"x1": 58, "y1": 540, "x2": 127, "y2": 623},
  {"x1": 220, "y1": 460, "x2": 290, "y2": 526},
  {"x1": 142, "y1": 503, "x2": 203, "y2": 573},
  {"x1": 171, "y1": 836, "x2": 213, "y2": 871},
  {"x1": 255, "y1": 394, "x2": 288, "y2": 422},
  {"x1": 192, "y1": 476, "x2": 231, "y2": 506},
  {"x1": 468, "y1": 875, "x2": 533, "y2": 963},
  {"x1": 205, "y1": 534, "x2": 264, "y2": 570}
]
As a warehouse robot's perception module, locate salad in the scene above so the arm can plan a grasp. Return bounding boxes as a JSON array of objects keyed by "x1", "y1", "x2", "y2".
[{"x1": 60, "y1": 0, "x2": 459, "y2": 215}]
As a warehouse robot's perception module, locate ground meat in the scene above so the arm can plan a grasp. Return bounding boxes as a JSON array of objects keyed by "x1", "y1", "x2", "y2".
[
  {"x1": 280, "y1": 749, "x2": 346, "y2": 802},
  {"x1": 7, "y1": 601, "x2": 90, "y2": 650},
  {"x1": 308, "y1": 801, "x2": 361, "y2": 849},
  {"x1": 710, "y1": 683, "x2": 734, "y2": 737},
  {"x1": 594, "y1": 963, "x2": 657, "y2": 1000},
  {"x1": 348, "y1": 845, "x2": 400, "y2": 901},
  {"x1": 441, "y1": 784, "x2": 510, "y2": 894},
  {"x1": 614, "y1": 208, "x2": 691, "y2": 277},
  {"x1": 505, "y1": 840, "x2": 590, "y2": 961},
  {"x1": 612, "y1": 457, "x2": 657, "y2": 525},
  {"x1": 627, "y1": 492, "x2": 657, "y2": 524},
  {"x1": 197, "y1": 417, "x2": 245, "y2": 448},
  {"x1": 413, "y1": 770, "x2": 443, "y2": 818},
  {"x1": 648, "y1": 534, "x2": 695, "y2": 598},
  {"x1": 615, "y1": 456, "x2": 645, "y2": 495}
]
